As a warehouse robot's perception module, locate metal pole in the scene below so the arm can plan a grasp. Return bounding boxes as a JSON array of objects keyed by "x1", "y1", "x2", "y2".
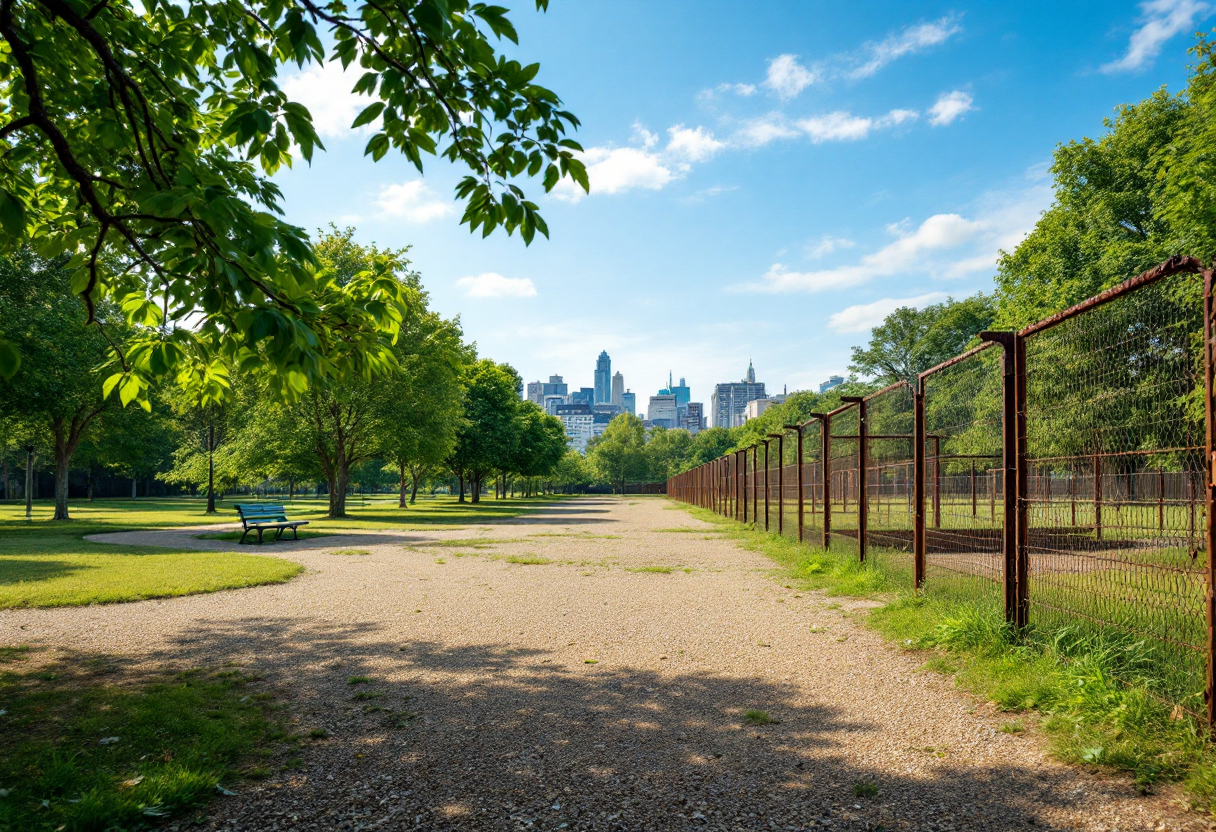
[
  {"x1": 981, "y1": 331, "x2": 1021, "y2": 627},
  {"x1": 1094, "y1": 452, "x2": 1103, "y2": 542},
  {"x1": 1204, "y1": 266, "x2": 1216, "y2": 729},
  {"x1": 1014, "y1": 332, "x2": 1029, "y2": 629},
  {"x1": 24, "y1": 445, "x2": 34, "y2": 521},
  {"x1": 843, "y1": 397, "x2": 867, "y2": 561},
  {"x1": 787, "y1": 425, "x2": 803, "y2": 543},
  {"x1": 822, "y1": 414, "x2": 832, "y2": 550},
  {"x1": 914, "y1": 385, "x2": 926, "y2": 589},
  {"x1": 762, "y1": 440, "x2": 771, "y2": 532},
  {"x1": 933, "y1": 436, "x2": 942, "y2": 529},
  {"x1": 752, "y1": 445, "x2": 759, "y2": 526},
  {"x1": 770, "y1": 433, "x2": 785, "y2": 535}
]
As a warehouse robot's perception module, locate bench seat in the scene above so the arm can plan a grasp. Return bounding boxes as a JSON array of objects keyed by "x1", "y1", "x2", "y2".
[{"x1": 233, "y1": 503, "x2": 310, "y2": 544}]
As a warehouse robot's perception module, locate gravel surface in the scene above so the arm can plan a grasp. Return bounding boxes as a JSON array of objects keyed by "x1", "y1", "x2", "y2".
[{"x1": 2, "y1": 496, "x2": 1209, "y2": 831}]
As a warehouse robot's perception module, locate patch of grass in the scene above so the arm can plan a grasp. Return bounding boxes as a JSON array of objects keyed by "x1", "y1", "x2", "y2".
[
  {"x1": 1000, "y1": 720, "x2": 1025, "y2": 734},
  {"x1": 0, "y1": 536, "x2": 302, "y2": 609},
  {"x1": 434, "y1": 557, "x2": 446, "y2": 564},
  {"x1": 742, "y1": 709, "x2": 778, "y2": 725},
  {"x1": 329, "y1": 548, "x2": 371, "y2": 556},
  {"x1": 654, "y1": 527, "x2": 705, "y2": 533},
  {"x1": 307, "y1": 728, "x2": 328, "y2": 739},
  {"x1": 351, "y1": 691, "x2": 383, "y2": 701},
  {"x1": 347, "y1": 676, "x2": 371, "y2": 685},
  {"x1": 670, "y1": 500, "x2": 1216, "y2": 812},
  {"x1": 852, "y1": 782, "x2": 879, "y2": 798},
  {"x1": 412, "y1": 537, "x2": 528, "y2": 550},
  {"x1": 625, "y1": 565, "x2": 673, "y2": 574},
  {"x1": 0, "y1": 653, "x2": 285, "y2": 831},
  {"x1": 528, "y1": 532, "x2": 621, "y2": 539},
  {"x1": 505, "y1": 555, "x2": 555, "y2": 565}
]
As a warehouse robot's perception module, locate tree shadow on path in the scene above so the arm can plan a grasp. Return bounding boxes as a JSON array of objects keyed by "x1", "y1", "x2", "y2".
[{"x1": 148, "y1": 617, "x2": 1174, "y2": 832}]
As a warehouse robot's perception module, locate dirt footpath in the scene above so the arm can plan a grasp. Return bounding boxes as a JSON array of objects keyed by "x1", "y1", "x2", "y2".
[{"x1": 1, "y1": 497, "x2": 1206, "y2": 831}]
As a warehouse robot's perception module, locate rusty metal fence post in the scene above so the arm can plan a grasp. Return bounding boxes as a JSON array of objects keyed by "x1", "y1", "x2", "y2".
[
  {"x1": 842, "y1": 396, "x2": 868, "y2": 561},
  {"x1": 979, "y1": 330, "x2": 1022, "y2": 627},
  {"x1": 762, "y1": 439, "x2": 771, "y2": 532},
  {"x1": 913, "y1": 382, "x2": 926, "y2": 589},
  {"x1": 787, "y1": 424, "x2": 803, "y2": 542},
  {"x1": 770, "y1": 433, "x2": 785, "y2": 535},
  {"x1": 1205, "y1": 266, "x2": 1216, "y2": 729}
]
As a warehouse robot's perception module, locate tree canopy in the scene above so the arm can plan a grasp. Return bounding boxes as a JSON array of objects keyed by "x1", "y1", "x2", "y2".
[{"x1": 0, "y1": 0, "x2": 586, "y2": 398}]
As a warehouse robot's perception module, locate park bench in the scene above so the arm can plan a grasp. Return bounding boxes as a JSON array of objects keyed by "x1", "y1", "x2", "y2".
[{"x1": 233, "y1": 503, "x2": 309, "y2": 544}]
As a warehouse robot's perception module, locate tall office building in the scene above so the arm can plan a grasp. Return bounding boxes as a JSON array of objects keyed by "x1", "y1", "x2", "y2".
[
  {"x1": 648, "y1": 393, "x2": 679, "y2": 429},
  {"x1": 571, "y1": 387, "x2": 595, "y2": 407},
  {"x1": 711, "y1": 361, "x2": 766, "y2": 428},
  {"x1": 682, "y1": 402, "x2": 706, "y2": 434},
  {"x1": 611, "y1": 371, "x2": 625, "y2": 407},
  {"x1": 593, "y1": 351, "x2": 611, "y2": 404},
  {"x1": 622, "y1": 391, "x2": 637, "y2": 417},
  {"x1": 525, "y1": 374, "x2": 568, "y2": 405}
]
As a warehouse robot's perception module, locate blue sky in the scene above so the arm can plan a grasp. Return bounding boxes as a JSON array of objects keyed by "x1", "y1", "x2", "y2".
[{"x1": 271, "y1": 0, "x2": 1213, "y2": 414}]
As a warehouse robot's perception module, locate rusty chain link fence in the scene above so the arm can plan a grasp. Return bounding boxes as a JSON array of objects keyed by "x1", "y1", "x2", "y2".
[{"x1": 668, "y1": 256, "x2": 1216, "y2": 722}]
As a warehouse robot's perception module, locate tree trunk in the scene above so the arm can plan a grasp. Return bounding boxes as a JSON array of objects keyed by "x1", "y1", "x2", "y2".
[
  {"x1": 457, "y1": 473, "x2": 466, "y2": 503},
  {"x1": 410, "y1": 470, "x2": 420, "y2": 504},
  {"x1": 86, "y1": 469, "x2": 94, "y2": 501},
  {"x1": 25, "y1": 448, "x2": 34, "y2": 519},
  {"x1": 131, "y1": 477, "x2": 137, "y2": 499},
  {"x1": 398, "y1": 462, "x2": 408, "y2": 509},
  {"x1": 206, "y1": 424, "x2": 217, "y2": 514},
  {"x1": 470, "y1": 473, "x2": 481, "y2": 504},
  {"x1": 328, "y1": 462, "x2": 349, "y2": 518}
]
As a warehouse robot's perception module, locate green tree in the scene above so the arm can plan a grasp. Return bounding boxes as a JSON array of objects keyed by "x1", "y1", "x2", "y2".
[
  {"x1": 160, "y1": 370, "x2": 255, "y2": 512},
  {"x1": 0, "y1": 249, "x2": 126, "y2": 518},
  {"x1": 587, "y1": 414, "x2": 649, "y2": 494},
  {"x1": 993, "y1": 91, "x2": 1186, "y2": 328},
  {"x1": 377, "y1": 305, "x2": 469, "y2": 508},
  {"x1": 848, "y1": 295, "x2": 995, "y2": 385},
  {"x1": 505, "y1": 402, "x2": 567, "y2": 496},
  {"x1": 552, "y1": 449, "x2": 593, "y2": 493},
  {"x1": 448, "y1": 360, "x2": 521, "y2": 502},
  {"x1": 1161, "y1": 35, "x2": 1216, "y2": 264},
  {"x1": 0, "y1": 0, "x2": 586, "y2": 393},
  {"x1": 645, "y1": 427, "x2": 693, "y2": 481}
]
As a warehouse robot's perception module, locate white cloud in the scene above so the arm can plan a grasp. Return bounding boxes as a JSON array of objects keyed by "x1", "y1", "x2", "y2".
[
  {"x1": 281, "y1": 61, "x2": 374, "y2": 138},
  {"x1": 732, "y1": 114, "x2": 801, "y2": 147},
  {"x1": 748, "y1": 213, "x2": 984, "y2": 293},
  {"x1": 806, "y1": 235, "x2": 857, "y2": 259},
  {"x1": 1102, "y1": 0, "x2": 1211, "y2": 72},
  {"x1": 797, "y1": 112, "x2": 875, "y2": 143},
  {"x1": 375, "y1": 180, "x2": 453, "y2": 222},
  {"x1": 847, "y1": 16, "x2": 964, "y2": 79},
  {"x1": 764, "y1": 54, "x2": 817, "y2": 100},
  {"x1": 553, "y1": 123, "x2": 726, "y2": 201},
  {"x1": 666, "y1": 125, "x2": 725, "y2": 163},
  {"x1": 928, "y1": 91, "x2": 975, "y2": 126},
  {"x1": 456, "y1": 273, "x2": 538, "y2": 299},
  {"x1": 718, "y1": 82, "x2": 757, "y2": 96},
  {"x1": 795, "y1": 108, "x2": 919, "y2": 143},
  {"x1": 829, "y1": 292, "x2": 951, "y2": 333}
]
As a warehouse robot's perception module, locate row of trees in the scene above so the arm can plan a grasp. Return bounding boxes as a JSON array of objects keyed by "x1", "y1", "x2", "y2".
[{"x1": 0, "y1": 229, "x2": 571, "y2": 519}]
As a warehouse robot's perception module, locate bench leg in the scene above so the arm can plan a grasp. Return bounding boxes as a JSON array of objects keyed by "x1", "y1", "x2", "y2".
[
  {"x1": 239, "y1": 528, "x2": 251, "y2": 545},
  {"x1": 256, "y1": 528, "x2": 264, "y2": 544},
  {"x1": 292, "y1": 526, "x2": 300, "y2": 540},
  {"x1": 274, "y1": 527, "x2": 285, "y2": 542}
]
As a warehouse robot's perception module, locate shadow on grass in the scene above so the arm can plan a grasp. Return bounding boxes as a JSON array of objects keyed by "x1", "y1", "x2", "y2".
[
  {"x1": 0, "y1": 558, "x2": 91, "y2": 585},
  {"x1": 131, "y1": 616, "x2": 1153, "y2": 831}
]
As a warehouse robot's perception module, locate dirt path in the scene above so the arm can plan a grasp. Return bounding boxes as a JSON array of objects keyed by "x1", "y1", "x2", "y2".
[{"x1": 1, "y1": 497, "x2": 1206, "y2": 831}]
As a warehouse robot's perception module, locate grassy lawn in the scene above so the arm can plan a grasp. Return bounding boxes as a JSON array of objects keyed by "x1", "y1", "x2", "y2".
[
  {"x1": 0, "y1": 494, "x2": 561, "y2": 609},
  {"x1": 672, "y1": 500, "x2": 1216, "y2": 814},
  {"x1": 0, "y1": 646, "x2": 309, "y2": 831}
]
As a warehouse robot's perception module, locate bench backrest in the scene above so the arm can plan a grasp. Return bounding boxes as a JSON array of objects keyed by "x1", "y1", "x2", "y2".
[{"x1": 234, "y1": 503, "x2": 289, "y2": 522}]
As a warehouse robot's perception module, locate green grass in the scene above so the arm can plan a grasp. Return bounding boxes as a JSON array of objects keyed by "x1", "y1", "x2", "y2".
[
  {"x1": 0, "y1": 494, "x2": 562, "y2": 608},
  {"x1": 505, "y1": 555, "x2": 555, "y2": 565},
  {"x1": 671, "y1": 500, "x2": 1216, "y2": 814},
  {"x1": 742, "y1": 709, "x2": 778, "y2": 725},
  {"x1": 329, "y1": 548, "x2": 371, "y2": 556},
  {"x1": 852, "y1": 781, "x2": 879, "y2": 798},
  {"x1": 0, "y1": 536, "x2": 301, "y2": 608},
  {"x1": 0, "y1": 648, "x2": 289, "y2": 831},
  {"x1": 625, "y1": 565, "x2": 673, "y2": 574}
]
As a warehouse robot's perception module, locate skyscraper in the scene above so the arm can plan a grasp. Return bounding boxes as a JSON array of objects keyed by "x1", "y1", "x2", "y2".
[
  {"x1": 594, "y1": 351, "x2": 611, "y2": 404},
  {"x1": 622, "y1": 391, "x2": 636, "y2": 417},
  {"x1": 711, "y1": 362, "x2": 767, "y2": 428},
  {"x1": 611, "y1": 371, "x2": 625, "y2": 407}
]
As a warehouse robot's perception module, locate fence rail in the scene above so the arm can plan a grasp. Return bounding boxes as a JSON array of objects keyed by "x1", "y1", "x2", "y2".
[{"x1": 667, "y1": 256, "x2": 1216, "y2": 723}]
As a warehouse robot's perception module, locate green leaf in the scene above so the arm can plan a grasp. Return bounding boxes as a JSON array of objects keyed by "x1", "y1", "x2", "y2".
[
  {"x1": 0, "y1": 190, "x2": 26, "y2": 238},
  {"x1": 0, "y1": 338, "x2": 20, "y2": 380},
  {"x1": 351, "y1": 102, "x2": 385, "y2": 129}
]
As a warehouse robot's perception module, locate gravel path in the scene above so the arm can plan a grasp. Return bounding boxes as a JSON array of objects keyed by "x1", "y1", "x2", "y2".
[{"x1": 2, "y1": 497, "x2": 1207, "y2": 831}]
